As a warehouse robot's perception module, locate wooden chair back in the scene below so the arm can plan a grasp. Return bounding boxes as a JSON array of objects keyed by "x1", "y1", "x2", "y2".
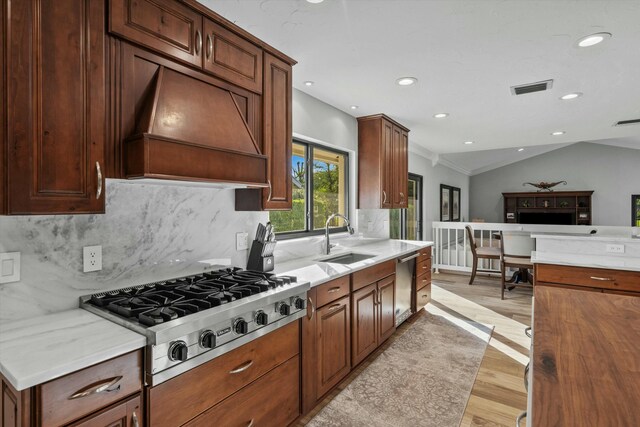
[
  {"x1": 500, "y1": 231, "x2": 535, "y2": 259},
  {"x1": 465, "y1": 225, "x2": 477, "y2": 256}
]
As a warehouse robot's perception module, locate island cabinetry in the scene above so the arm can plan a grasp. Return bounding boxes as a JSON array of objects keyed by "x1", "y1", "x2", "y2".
[
  {"x1": 301, "y1": 277, "x2": 351, "y2": 414},
  {"x1": 535, "y1": 263, "x2": 640, "y2": 295},
  {"x1": 351, "y1": 260, "x2": 396, "y2": 366},
  {"x1": 413, "y1": 247, "x2": 432, "y2": 311},
  {"x1": 357, "y1": 115, "x2": 409, "y2": 209},
  {"x1": 0, "y1": 350, "x2": 143, "y2": 427}
]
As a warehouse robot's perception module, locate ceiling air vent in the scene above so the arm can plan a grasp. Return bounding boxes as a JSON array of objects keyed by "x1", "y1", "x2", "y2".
[
  {"x1": 614, "y1": 118, "x2": 640, "y2": 126},
  {"x1": 510, "y1": 79, "x2": 553, "y2": 96}
]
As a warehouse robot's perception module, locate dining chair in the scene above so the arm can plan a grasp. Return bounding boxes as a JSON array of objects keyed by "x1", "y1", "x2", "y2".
[
  {"x1": 465, "y1": 225, "x2": 501, "y2": 285},
  {"x1": 499, "y1": 231, "x2": 535, "y2": 299}
]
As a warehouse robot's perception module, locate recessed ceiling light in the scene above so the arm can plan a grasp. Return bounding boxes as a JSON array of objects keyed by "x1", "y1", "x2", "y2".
[
  {"x1": 306, "y1": 0, "x2": 324, "y2": 3},
  {"x1": 396, "y1": 77, "x2": 417, "y2": 86},
  {"x1": 304, "y1": 81, "x2": 314, "y2": 86},
  {"x1": 551, "y1": 131, "x2": 566, "y2": 136},
  {"x1": 560, "y1": 92, "x2": 582, "y2": 100},
  {"x1": 433, "y1": 113, "x2": 449, "y2": 119},
  {"x1": 577, "y1": 32, "x2": 611, "y2": 48},
  {"x1": 350, "y1": 105, "x2": 358, "y2": 110},
  {"x1": 464, "y1": 141, "x2": 474, "y2": 145},
  {"x1": 518, "y1": 148, "x2": 525, "y2": 152}
]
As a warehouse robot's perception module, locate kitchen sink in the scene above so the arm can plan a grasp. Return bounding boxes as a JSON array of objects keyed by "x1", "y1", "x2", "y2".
[{"x1": 321, "y1": 252, "x2": 376, "y2": 265}]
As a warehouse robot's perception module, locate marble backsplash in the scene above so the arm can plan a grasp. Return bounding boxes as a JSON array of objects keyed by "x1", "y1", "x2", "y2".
[{"x1": 0, "y1": 180, "x2": 267, "y2": 322}]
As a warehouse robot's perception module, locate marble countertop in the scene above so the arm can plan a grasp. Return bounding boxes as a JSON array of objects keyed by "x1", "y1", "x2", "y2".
[
  {"x1": 531, "y1": 251, "x2": 640, "y2": 272},
  {"x1": 275, "y1": 239, "x2": 433, "y2": 287},
  {"x1": 532, "y1": 233, "x2": 640, "y2": 242},
  {"x1": 0, "y1": 309, "x2": 146, "y2": 391}
]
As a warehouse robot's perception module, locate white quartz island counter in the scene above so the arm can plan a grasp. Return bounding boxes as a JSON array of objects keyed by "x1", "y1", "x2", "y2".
[
  {"x1": 0, "y1": 309, "x2": 146, "y2": 391},
  {"x1": 274, "y1": 239, "x2": 434, "y2": 287}
]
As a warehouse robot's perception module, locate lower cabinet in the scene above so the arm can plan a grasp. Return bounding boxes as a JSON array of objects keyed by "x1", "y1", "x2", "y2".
[
  {"x1": 351, "y1": 283, "x2": 379, "y2": 366},
  {"x1": 412, "y1": 247, "x2": 432, "y2": 312},
  {"x1": 68, "y1": 394, "x2": 142, "y2": 427},
  {"x1": 535, "y1": 263, "x2": 640, "y2": 295},
  {"x1": 316, "y1": 296, "x2": 351, "y2": 398}
]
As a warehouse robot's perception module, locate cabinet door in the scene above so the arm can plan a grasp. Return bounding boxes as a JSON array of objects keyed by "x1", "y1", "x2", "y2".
[
  {"x1": 351, "y1": 283, "x2": 378, "y2": 366},
  {"x1": 377, "y1": 275, "x2": 396, "y2": 343},
  {"x1": 6, "y1": 0, "x2": 105, "y2": 214},
  {"x1": 262, "y1": 52, "x2": 293, "y2": 210},
  {"x1": 316, "y1": 295, "x2": 351, "y2": 398},
  {"x1": 203, "y1": 19, "x2": 263, "y2": 93},
  {"x1": 68, "y1": 394, "x2": 142, "y2": 427},
  {"x1": 301, "y1": 288, "x2": 317, "y2": 415},
  {"x1": 109, "y1": 0, "x2": 203, "y2": 68},
  {"x1": 392, "y1": 126, "x2": 408, "y2": 208},
  {"x1": 381, "y1": 120, "x2": 394, "y2": 208}
]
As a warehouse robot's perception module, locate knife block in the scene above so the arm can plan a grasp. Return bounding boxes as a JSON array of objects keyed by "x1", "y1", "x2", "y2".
[{"x1": 246, "y1": 240, "x2": 274, "y2": 272}]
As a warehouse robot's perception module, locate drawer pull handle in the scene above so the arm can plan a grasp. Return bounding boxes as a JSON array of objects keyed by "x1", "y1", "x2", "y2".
[
  {"x1": 382, "y1": 190, "x2": 387, "y2": 204},
  {"x1": 421, "y1": 294, "x2": 429, "y2": 298},
  {"x1": 422, "y1": 279, "x2": 428, "y2": 282},
  {"x1": 195, "y1": 30, "x2": 202, "y2": 55},
  {"x1": 229, "y1": 360, "x2": 254, "y2": 374},
  {"x1": 525, "y1": 327, "x2": 532, "y2": 338},
  {"x1": 308, "y1": 296, "x2": 315, "y2": 321},
  {"x1": 516, "y1": 411, "x2": 527, "y2": 427},
  {"x1": 327, "y1": 303, "x2": 342, "y2": 311},
  {"x1": 68, "y1": 376, "x2": 122, "y2": 400},
  {"x1": 96, "y1": 161, "x2": 103, "y2": 199},
  {"x1": 590, "y1": 276, "x2": 614, "y2": 281},
  {"x1": 524, "y1": 362, "x2": 530, "y2": 390},
  {"x1": 206, "y1": 34, "x2": 213, "y2": 59},
  {"x1": 267, "y1": 180, "x2": 272, "y2": 201},
  {"x1": 247, "y1": 419, "x2": 255, "y2": 427},
  {"x1": 422, "y1": 266, "x2": 428, "y2": 269},
  {"x1": 132, "y1": 410, "x2": 139, "y2": 427},
  {"x1": 327, "y1": 287, "x2": 341, "y2": 293}
]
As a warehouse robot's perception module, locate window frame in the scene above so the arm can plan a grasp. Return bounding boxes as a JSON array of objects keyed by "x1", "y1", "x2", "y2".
[
  {"x1": 274, "y1": 139, "x2": 350, "y2": 240},
  {"x1": 633, "y1": 194, "x2": 640, "y2": 227}
]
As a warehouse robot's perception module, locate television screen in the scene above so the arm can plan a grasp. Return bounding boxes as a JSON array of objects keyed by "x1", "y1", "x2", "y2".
[{"x1": 519, "y1": 212, "x2": 574, "y2": 225}]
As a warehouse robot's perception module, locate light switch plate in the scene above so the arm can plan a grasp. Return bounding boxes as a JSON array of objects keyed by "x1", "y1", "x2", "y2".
[
  {"x1": 0, "y1": 252, "x2": 21, "y2": 284},
  {"x1": 236, "y1": 232, "x2": 249, "y2": 251}
]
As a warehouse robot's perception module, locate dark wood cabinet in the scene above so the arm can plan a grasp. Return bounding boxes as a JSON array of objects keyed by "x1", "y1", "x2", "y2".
[
  {"x1": 68, "y1": 394, "x2": 142, "y2": 427},
  {"x1": 1, "y1": 374, "x2": 31, "y2": 427},
  {"x1": 503, "y1": 191, "x2": 594, "y2": 225},
  {"x1": 535, "y1": 263, "x2": 640, "y2": 295},
  {"x1": 412, "y1": 247, "x2": 432, "y2": 312},
  {"x1": 357, "y1": 114, "x2": 410, "y2": 209},
  {"x1": 301, "y1": 278, "x2": 351, "y2": 414},
  {"x1": 351, "y1": 263, "x2": 396, "y2": 367},
  {"x1": 316, "y1": 295, "x2": 351, "y2": 398},
  {"x1": 3, "y1": 0, "x2": 106, "y2": 214},
  {"x1": 109, "y1": 0, "x2": 203, "y2": 68},
  {"x1": 236, "y1": 52, "x2": 293, "y2": 211}
]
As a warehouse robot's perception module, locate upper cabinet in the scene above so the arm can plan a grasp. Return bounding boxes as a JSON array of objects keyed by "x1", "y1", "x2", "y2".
[
  {"x1": 357, "y1": 115, "x2": 409, "y2": 209},
  {"x1": 2, "y1": 0, "x2": 106, "y2": 215}
]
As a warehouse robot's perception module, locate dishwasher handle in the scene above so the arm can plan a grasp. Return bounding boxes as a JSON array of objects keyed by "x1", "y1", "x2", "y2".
[{"x1": 398, "y1": 253, "x2": 420, "y2": 263}]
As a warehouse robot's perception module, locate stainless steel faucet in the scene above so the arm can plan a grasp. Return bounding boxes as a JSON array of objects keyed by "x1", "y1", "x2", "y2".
[{"x1": 324, "y1": 213, "x2": 355, "y2": 255}]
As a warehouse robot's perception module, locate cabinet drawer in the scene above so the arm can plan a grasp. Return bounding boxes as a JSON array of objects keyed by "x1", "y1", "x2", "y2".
[
  {"x1": 416, "y1": 284, "x2": 431, "y2": 309},
  {"x1": 352, "y1": 260, "x2": 395, "y2": 292},
  {"x1": 536, "y1": 264, "x2": 640, "y2": 293},
  {"x1": 185, "y1": 356, "x2": 300, "y2": 427},
  {"x1": 416, "y1": 270, "x2": 431, "y2": 290},
  {"x1": 68, "y1": 393, "x2": 142, "y2": 427},
  {"x1": 416, "y1": 258, "x2": 431, "y2": 276},
  {"x1": 203, "y1": 19, "x2": 263, "y2": 93},
  {"x1": 148, "y1": 321, "x2": 299, "y2": 427},
  {"x1": 38, "y1": 350, "x2": 142, "y2": 427},
  {"x1": 316, "y1": 275, "x2": 350, "y2": 307},
  {"x1": 110, "y1": 0, "x2": 203, "y2": 67},
  {"x1": 417, "y1": 246, "x2": 431, "y2": 261}
]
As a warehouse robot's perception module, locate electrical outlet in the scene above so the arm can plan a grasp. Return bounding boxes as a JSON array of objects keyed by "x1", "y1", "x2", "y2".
[
  {"x1": 83, "y1": 245, "x2": 102, "y2": 272},
  {"x1": 0, "y1": 252, "x2": 20, "y2": 284},
  {"x1": 606, "y1": 244, "x2": 625, "y2": 254},
  {"x1": 368, "y1": 221, "x2": 373, "y2": 232},
  {"x1": 236, "y1": 232, "x2": 249, "y2": 251}
]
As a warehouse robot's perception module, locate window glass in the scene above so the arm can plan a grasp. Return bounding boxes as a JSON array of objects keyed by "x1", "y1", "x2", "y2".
[{"x1": 312, "y1": 147, "x2": 347, "y2": 229}]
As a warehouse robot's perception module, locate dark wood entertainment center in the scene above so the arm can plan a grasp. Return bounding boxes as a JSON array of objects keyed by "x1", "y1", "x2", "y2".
[{"x1": 503, "y1": 191, "x2": 593, "y2": 225}]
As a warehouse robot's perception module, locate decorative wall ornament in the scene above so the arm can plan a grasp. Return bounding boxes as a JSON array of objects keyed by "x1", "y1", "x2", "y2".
[{"x1": 522, "y1": 181, "x2": 567, "y2": 192}]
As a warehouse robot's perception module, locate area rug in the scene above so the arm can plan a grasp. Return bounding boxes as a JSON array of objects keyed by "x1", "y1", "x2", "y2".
[{"x1": 306, "y1": 308, "x2": 494, "y2": 427}]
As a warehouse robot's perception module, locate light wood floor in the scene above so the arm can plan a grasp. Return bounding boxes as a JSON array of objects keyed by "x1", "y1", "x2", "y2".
[{"x1": 298, "y1": 271, "x2": 532, "y2": 427}]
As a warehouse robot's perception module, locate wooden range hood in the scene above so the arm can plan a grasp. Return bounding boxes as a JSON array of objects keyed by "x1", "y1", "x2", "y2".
[{"x1": 124, "y1": 66, "x2": 268, "y2": 187}]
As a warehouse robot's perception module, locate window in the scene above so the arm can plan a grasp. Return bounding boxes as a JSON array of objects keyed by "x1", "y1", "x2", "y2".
[
  {"x1": 633, "y1": 195, "x2": 640, "y2": 227},
  {"x1": 390, "y1": 174, "x2": 423, "y2": 240},
  {"x1": 270, "y1": 140, "x2": 349, "y2": 237}
]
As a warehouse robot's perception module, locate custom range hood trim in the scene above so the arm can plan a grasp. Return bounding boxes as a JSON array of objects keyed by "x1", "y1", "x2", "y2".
[{"x1": 124, "y1": 66, "x2": 268, "y2": 187}]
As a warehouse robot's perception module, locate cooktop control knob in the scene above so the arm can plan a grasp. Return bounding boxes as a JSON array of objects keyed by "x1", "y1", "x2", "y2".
[
  {"x1": 255, "y1": 310, "x2": 269, "y2": 326},
  {"x1": 233, "y1": 318, "x2": 249, "y2": 335},
  {"x1": 278, "y1": 302, "x2": 291, "y2": 316},
  {"x1": 292, "y1": 297, "x2": 306, "y2": 310},
  {"x1": 199, "y1": 330, "x2": 216, "y2": 349},
  {"x1": 168, "y1": 341, "x2": 188, "y2": 362}
]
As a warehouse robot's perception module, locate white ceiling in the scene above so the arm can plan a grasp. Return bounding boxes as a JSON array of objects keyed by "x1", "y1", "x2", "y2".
[{"x1": 205, "y1": 0, "x2": 640, "y2": 159}]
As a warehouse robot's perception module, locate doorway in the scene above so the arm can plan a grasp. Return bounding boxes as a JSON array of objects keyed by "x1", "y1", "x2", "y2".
[{"x1": 390, "y1": 173, "x2": 423, "y2": 240}]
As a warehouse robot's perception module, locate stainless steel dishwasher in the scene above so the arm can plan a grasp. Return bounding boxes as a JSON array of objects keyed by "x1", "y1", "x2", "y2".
[{"x1": 396, "y1": 253, "x2": 419, "y2": 326}]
